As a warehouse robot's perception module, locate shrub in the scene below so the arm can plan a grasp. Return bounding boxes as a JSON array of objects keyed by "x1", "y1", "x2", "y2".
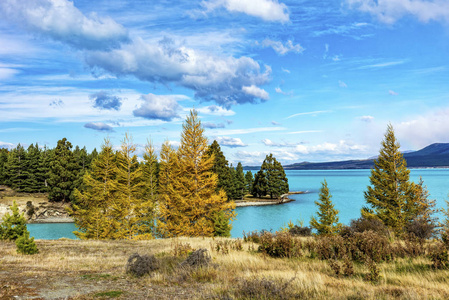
[
  {"x1": 328, "y1": 259, "x2": 341, "y2": 276},
  {"x1": 289, "y1": 225, "x2": 312, "y2": 237},
  {"x1": 15, "y1": 231, "x2": 39, "y2": 255},
  {"x1": 171, "y1": 241, "x2": 194, "y2": 257},
  {"x1": 405, "y1": 217, "x2": 436, "y2": 240},
  {"x1": 258, "y1": 231, "x2": 301, "y2": 258},
  {"x1": 342, "y1": 256, "x2": 354, "y2": 276},
  {"x1": 349, "y1": 217, "x2": 389, "y2": 236},
  {"x1": 126, "y1": 253, "x2": 159, "y2": 277},
  {"x1": 179, "y1": 248, "x2": 211, "y2": 269},
  {"x1": 0, "y1": 201, "x2": 27, "y2": 241},
  {"x1": 235, "y1": 276, "x2": 295, "y2": 300},
  {"x1": 26, "y1": 201, "x2": 35, "y2": 219},
  {"x1": 429, "y1": 244, "x2": 449, "y2": 269},
  {"x1": 365, "y1": 259, "x2": 381, "y2": 283},
  {"x1": 243, "y1": 230, "x2": 262, "y2": 243},
  {"x1": 350, "y1": 231, "x2": 391, "y2": 263},
  {"x1": 315, "y1": 235, "x2": 347, "y2": 260}
]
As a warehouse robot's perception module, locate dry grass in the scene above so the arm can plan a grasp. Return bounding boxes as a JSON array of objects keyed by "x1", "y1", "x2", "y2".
[{"x1": 2, "y1": 237, "x2": 449, "y2": 299}]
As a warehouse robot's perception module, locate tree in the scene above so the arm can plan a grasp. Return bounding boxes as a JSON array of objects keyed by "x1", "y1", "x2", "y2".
[
  {"x1": 245, "y1": 171, "x2": 254, "y2": 195},
  {"x1": 70, "y1": 139, "x2": 119, "y2": 239},
  {"x1": 362, "y1": 124, "x2": 422, "y2": 234},
  {"x1": 310, "y1": 180, "x2": 341, "y2": 235},
  {"x1": 0, "y1": 201, "x2": 27, "y2": 241},
  {"x1": 47, "y1": 138, "x2": 80, "y2": 202},
  {"x1": 157, "y1": 110, "x2": 235, "y2": 237},
  {"x1": 4, "y1": 144, "x2": 27, "y2": 191},
  {"x1": 252, "y1": 169, "x2": 267, "y2": 198},
  {"x1": 142, "y1": 139, "x2": 158, "y2": 204},
  {"x1": 0, "y1": 148, "x2": 9, "y2": 185},
  {"x1": 22, "y1": 144, "x2": 41, "y2": 192},
  {"x1": 261, "y1": 154, "x2": 289, "y2": 199},
  {"x1": 234, "y1": 162, "x2": 246, "y2": 200},
  {"x1": 206, "y1": 140, "x2": 232, "y2": 199}
]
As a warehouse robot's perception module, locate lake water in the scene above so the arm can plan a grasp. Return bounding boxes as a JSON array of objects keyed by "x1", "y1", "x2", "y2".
[{"x1": 28, "y1": 169, "x2": 449, "y2": 239}]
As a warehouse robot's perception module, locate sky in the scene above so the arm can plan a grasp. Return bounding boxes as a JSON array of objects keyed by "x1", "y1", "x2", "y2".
[{"x1": 1, "y1": 0, "x2": 449, "y2": 165}]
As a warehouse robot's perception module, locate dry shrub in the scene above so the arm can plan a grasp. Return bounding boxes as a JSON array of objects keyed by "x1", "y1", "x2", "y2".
[
  {"x1": 212, "y1": 239, "x2": 243, "y2": 255},
  {"x1": 289, "y1": 225, "x2": 312, "y2": 237},
  {"x1": 179, "y1": 248, "x2": 211, "y2": 269},
  {"x1": 364, "y1": 258, "x2": 381, "y2": 283},
  {"x1": 172, "y1": 240, "x2": 194, "y2": 257},
  {"x1": 243, "y1": 230, "x2": 263, "y2": 243},
  {"x1": 348, "y1": 217, "x2": 389, "y2": 236},
  {"x1": 342, "y1": 256, "x2": 354, "y2": 276},
  {"x1": 350, "y1": 231, "x2": 391, "y2": 263},
  {"x1": 315, "y1": 235, "x2": 347, "y2": 260},
  {"x1": 328, "y1": 259, "x2": 341, "y2": 276},
  {"x1": 405, "y1": 217, "x2": 436, "y2": 240},
  {"x1": 234, "y1": 276, "x2": 296, "y2": 300},
  {"x1": 258, "y1": 231, "x2": 301, "y2": 258},
  {"x1": 125, "y1": 253, "x2": 159, "y2": 277},
  {"x1": 429, "y1": 243, "x2": 449, "y2": 269}
]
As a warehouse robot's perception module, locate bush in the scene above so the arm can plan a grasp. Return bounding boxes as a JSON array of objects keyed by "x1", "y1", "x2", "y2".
[
  {"x1": 365, "y1": 259, "x2": 381, "y2": 283},
  {"x1": 15, "y1": 231, "x2": 39, "y2": 255},
  {"x1": 258, "y1": 231, "x2": 301, "y2": 258},
  {"x1": 235, "y1": 276, "x2": 295, "y2": 300},
  {"x1": 429, "y1": 244, "x2": 449, "y2": 269},
  {"x1": 315, "y1": 235, "x2": 347, "y2": 260},
  {"x1": 405, "y1": 217, "x2": 436, "y2": 240},
  {"x1": 126, "y1": 253, "x2": 159, "y2": 277},
  {"x1": 172, "y1": 241, "x2": 194, "y2": 257},
  {"x1": 289, "y1": 225, "x2": 312, "y2": 237},
  {"x1": 179, "y1": 248, "x2": 211, "y2": 269},
  {"x1": 350, "y1": 231, "x2": 391, "y2": 263},
  {"x1": 349, "y1": 217, "x2": 389, "y2": 236}
]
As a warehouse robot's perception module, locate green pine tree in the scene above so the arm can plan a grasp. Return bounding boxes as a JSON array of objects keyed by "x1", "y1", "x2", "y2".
[
  {"x1": 310, "y1": 180, "x2": 341, "y2": 235},
  {"x1": 206, "y1": 140, "x2": 232, "y2": 199},
  {"x1": 244, "y1": 171, "x2": 254, "y2": 194},
  {"x1": 234, "y1": 162, "x2": 246, "y2": 200},
  {"x1": 362, "y1": 124, "x2": 422, "y2": 235},
  {"x1": 15, "y1": 230, "x2": 39, "y2": 255},
  {"x1": 22, "y1": 144, "x2": 41, "y2": 192},
  {"x1": 4, "y1": 144, "x2": 27, "y2": 191},
  {"x1": 0, "y1": 148, "x2": 9, "y2": 185},
  {"x1": 0, "y1": 201, "x2": 28, "y2": 241},
  {"x1": 260, "y1": 154, "x2": 289, "y2": 199},
  {"x1": 252, "y1": 169, "x2": 267, "y2": 198}
]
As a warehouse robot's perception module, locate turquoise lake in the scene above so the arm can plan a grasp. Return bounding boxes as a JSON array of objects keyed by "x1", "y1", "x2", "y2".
[{"x1": 28, "y1": 169, "x2": 449, "y2": 239}]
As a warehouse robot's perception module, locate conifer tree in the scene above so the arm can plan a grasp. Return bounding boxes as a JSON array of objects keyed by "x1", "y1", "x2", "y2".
[
  {"x1": 4, "y1": 144, "x2": 27, "y2": 191},
  {"x1": 234, "y1": 162, "x2": 246, "y2": 200},
  {"x1": 206, "y1": 140, "x2": 232, "y2": 199},
  {"x1": 252, "y1": 169, "x2": 267, "y2": 198},
  {"x1": 22, "y1": 144, "x2": 41, "y2": 192},
  {"x1": 0, "y1": 201, "x2": 27, "y2": 240},
  {"x1": 244, "y1": 171, "x2": 254, "y2": 194},
  {"x1": 310, "y1": 180, "x2": 341, "y2": 235},
  {"x1": 48, "y1": 138, "x2": 79, "y2": 202},
  {"x1": 158, "y1": 110, "x2": 235, "y2": 237},
  {"x1": 362, "y1": 124, "x2": 422, "y2": 234},
  {"x1": 71, "y1": 139, "x2": 119, "y2": 239},
  {"x1": 37, "y1": 146, "x2": 52, "y2": 192},
  {"x1": 142, "y1": 139, "x2": 158, "y2": 203},
  {"x1": 0, "y1": 148, "x2": 8, "y2": 185},
  {"x1": 261, "y1": 154, "x2": 289, "y2": 199}
]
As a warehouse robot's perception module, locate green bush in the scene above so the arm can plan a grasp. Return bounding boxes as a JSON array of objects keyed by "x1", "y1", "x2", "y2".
[{"x1": 16, "y1": 231, "x2": 39, "y2": 255}]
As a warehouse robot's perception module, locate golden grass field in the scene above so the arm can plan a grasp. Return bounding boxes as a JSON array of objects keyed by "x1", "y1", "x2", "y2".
[{"x1": 1, "y1": 236, "x2": 449, "y2": 299}]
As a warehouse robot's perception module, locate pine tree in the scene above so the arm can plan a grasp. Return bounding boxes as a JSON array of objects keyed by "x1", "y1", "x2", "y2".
[
  {"x1": 157, "y1": 110, "x2": 235, "y2": 237},
  {"x1": 310, "y1": 180, "x2": 341, "y2": 235},
  {"x1": 234, "y1": 162, "x2": 246, "y2": 200},
  {"x1": 142, "y1": 139, "x2": 158, "y2": 203},
  {"x1": 0, "y1": 148, "x2": 9, "y2": 185},
  {"x1": 0, "y1": 201, "x2": 28, "y2": 241},
  {"x1": 47, "y1": 138, "x2": 80, "y2": 202},
  {"x1": 244, "y1": 171, "x2": 254, "y2": 194},
  {"x1": 37, "y1": 146, "x2": 52, "y2": 192},
  {"x1": 70, "y1": 139, "x2": 119, "y2": 239},
  {"x1": 206, "y1": 140, "x2": 232, "y2": 199},
  {"x1": 261, "y1": 154, "x2": 289, "y2": 199},
  {"x1": 252, "y1": 169, "x2": 267, "y2": 198},
  {"x1": 362, "y1": 124, "x2": 421, "y2": 234},
  {"x1": 4, "y1": 144, "x2": 27, "y2": 190},
  {"x1": 22, "y1": 144, "x2": 41, "y2": 193}
]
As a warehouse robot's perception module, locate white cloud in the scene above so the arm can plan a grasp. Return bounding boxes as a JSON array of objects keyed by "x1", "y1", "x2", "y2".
[
  {"x1": 133, "y1": 93, "x2": 184, "y2": 121},
  {"x1": 389, "y1": 90, "x2": 399, "y2": 95},
  {"x1": 212, "y1": 126, "x2": 285, "y2": 135},
  {"x1": 242, "y1": 85, "x2": 269, "y2": 100},
  {"x1": 0, "y1": 0, "x2": 129, "y2": 50},
  {"x1": 201, "y1": 0, "x2": 290, "y2": 23},
  {"x1": 0, "y1": 67, "x2": 19, "y2": 80},
  {"x1": 281, "y1": 68, "x2": 290, "y2": 73},
  {"x1": 396, "y1": 108, "x2": 449, "y2": 149},
  {"x1": 196, "y1": 105, "x2": 235, "y2": 116},
  {"x1": 216, "y1": 136, "x2": 247, "y2": 147},
  {"x1": 84, "y1": 122, "x2": 114, "y2": 132},
  {"x1": 285, "y1": 110, "x2": 331, "y2": 119},
  {"x1": 339, "y1": 80, "x2": 348, "y2": 88},
  {"x1": 203, "y1": 122, "x2": 225, "y2": 129},
  {"x1": 346, "y1": 0, "x2": 449, "y2": 24},
  {"x1": 287, "y1": 130, "x2": 322, "y2": 134},
  {"x1": 358, "y1": 60, "x2": 406, "y2": 69},
  {"x1": 260, "y1": 39, "x2": 303, "y2": 55},
  {"x1": 0, "y1": 141, "x2": 15, "y2": 149}
]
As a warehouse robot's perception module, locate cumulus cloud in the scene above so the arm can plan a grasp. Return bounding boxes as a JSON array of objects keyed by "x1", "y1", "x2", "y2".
[
  {"x1": 260, "y1": 39, "x2": 303, "y2": 55},
  {"x1": 201, "y1": 0, "x2": 289, "y2": 23},
  {"x1": 84, "y1": 122, "x2": 114, "y2": 132},
  {"x1": 261, "y1": 138, "x2": 295, "y2": 147},
  {"x1": 86, "y1": 38, "x2": 271, "y2": 108},
  {"x1": 0, "y1": 141, "x2": 15, "y2": 149},
  {"x1": 89, "y1": 91, "x2": 122, "y2": 110},
  {"x1": 345, "y1": 0, "x2": 449, "y2": 24},
  {"x1": 241, "y1": 85, "x2": 269, "y2": 100},
  {"x1": 216, "y1": 136, "x2": 247, "y2": 147},
  {"x1": 196, "y1": 105, "x2": 235, "y2": 116},
  {"x1": 0, "y1": 0, "x2": 129, "y2": 50},
  {"x1": 133, "y1": 94, "x2": 183, "y2": 121},
  {"x1": 1, "y1": 0, "x2": 271, "y2": 109},
  {"x1": 203, "y1": 122, "x2": 226, "y2": 129}
]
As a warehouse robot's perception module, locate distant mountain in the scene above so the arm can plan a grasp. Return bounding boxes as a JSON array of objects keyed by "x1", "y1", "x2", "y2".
[{"x1": 244, "y1": 143, "x2": 449, "y2": 170}]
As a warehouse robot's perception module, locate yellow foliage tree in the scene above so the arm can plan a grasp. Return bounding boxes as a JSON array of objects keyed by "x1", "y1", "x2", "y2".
[
  {"x1": 157, "y1": 110, "x2": 235, "y2": 237},
  {"x1": 70, "y1": 139, "x2": 120, "y2": 239}
]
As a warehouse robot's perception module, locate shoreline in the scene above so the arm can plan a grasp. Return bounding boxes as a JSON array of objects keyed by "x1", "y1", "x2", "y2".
[{"x1": 234, "y1": 191, "x2": 305, "y2": 207}]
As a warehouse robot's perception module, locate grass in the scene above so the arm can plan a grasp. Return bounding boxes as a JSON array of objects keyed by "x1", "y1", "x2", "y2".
[{"x1": 2, "y1": 237, "x2": 449, "y2": 299}]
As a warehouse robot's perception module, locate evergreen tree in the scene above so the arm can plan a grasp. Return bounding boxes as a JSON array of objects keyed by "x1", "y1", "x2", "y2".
[
  {"x1": 71, "y1": 139, "x2": 119, "y2": 239},
  {"x1": 157, "y1": 110, "x2": 235, "y2": 237},
  {"x1": 206, "y1": 140, "x2": 232, "y2": 199},
  {"x1": 261, "y1": 154, "x2": 289, "y2": 199},
  {"x1": 252, "y1": 169, "x2": 267, "y2": 198},
  {"x1": 244, "y1": 171, "x2": 254, "y2": 194},
  {"x1": 142, "y1": 139, "x2": 158, "y2": 204},
  {"x1": 4, "y1": 144, "x2": 27, "y2": 191},
  {"x1": 37, "y1": 146, "x2": 52, "y2": 192},
  {"x1": 228, "y1": 164, "x2": 237, "y2": 199},
  {"x1": 0, "y1": 148, "x2": 9, "y2": 185},
  {"x1": 0, "y1": 201, "x2": 27, "y2": 240},
  {"x1": 310, "y1": 180, "x2": 341, "y2": 235},
  {"x1": 362, "y1": 124, "x2": 422, "y2": 234},
  {"x1": 22, "y1": 144, "x2": 41, "y2": 192},
  {"x1": 234, "y1": 162, "x2": 246, "y2": 200},
  {"x1": 47, "y1": 138, "x2": 80, "y2": 202}
]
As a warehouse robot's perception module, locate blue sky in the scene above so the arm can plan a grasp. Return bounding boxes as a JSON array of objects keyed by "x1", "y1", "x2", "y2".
[{"x1": 1, "y1": 0, "x2": 449, "y2": 165}]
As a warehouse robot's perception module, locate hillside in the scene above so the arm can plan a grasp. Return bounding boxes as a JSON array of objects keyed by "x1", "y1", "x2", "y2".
[{"x1": 244, "y1": 143, "x2": 449, "y2": 170}]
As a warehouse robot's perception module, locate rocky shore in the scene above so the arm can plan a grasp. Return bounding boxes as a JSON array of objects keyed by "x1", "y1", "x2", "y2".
[{"x1": 234, "y1": 191, "x2": 305, "y2": 207}]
